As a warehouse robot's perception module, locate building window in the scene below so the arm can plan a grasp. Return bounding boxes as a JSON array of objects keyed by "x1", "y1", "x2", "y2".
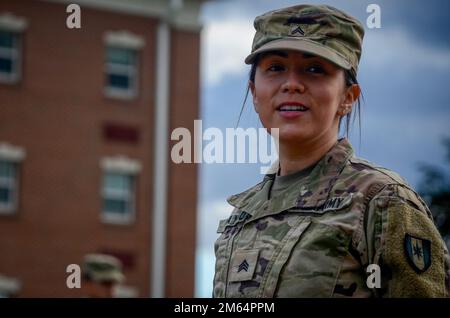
[
  {"x1": 0, "y1": 30, "x2": 21, "y2": 83},
  {"x1": 0, "y1": 12, "x2": 28, "y2": 84},
  {"x1": 100, "y1": 156, "x2": 141, "y2": 225},
  {"x1": 102, "y1": 173, "x2": 135, "y2": 224},
  {"x1": 0, "y1": 161, "x2": 18, "y2": 214},
  {"x1": 103, "y1": 30, "x2": 145, "y2": 100},
  {"x1": 104, "y1": 47, "x2": 138, "y2": 99},
  {"x1": 0, "y1": 142, "x2": 25, "y2": 215}
]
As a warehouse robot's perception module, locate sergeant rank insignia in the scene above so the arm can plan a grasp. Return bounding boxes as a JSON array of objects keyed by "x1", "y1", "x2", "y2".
[{"x1": 404, "y1": 234, "x2": 431, "y2": 273}]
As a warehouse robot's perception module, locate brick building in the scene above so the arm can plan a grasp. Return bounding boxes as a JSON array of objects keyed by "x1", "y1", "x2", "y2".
[{"x1": 0, "y1": 0, "x2": 203, "y2": 297}]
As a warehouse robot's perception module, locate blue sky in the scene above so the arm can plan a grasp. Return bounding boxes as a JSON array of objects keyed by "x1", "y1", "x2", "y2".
[{"x1": 195, "y1": 0, "x2": 450, "y2": 297}]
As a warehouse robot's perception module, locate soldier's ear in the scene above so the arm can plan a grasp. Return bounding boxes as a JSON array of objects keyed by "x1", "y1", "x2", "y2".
[{"x1": 343, "y1": 84, "x2": 360, "y2": 106}]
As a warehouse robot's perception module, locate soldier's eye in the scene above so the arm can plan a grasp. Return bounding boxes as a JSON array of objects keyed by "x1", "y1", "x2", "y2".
[
  {"x1": 306, "y1": 65, "x2": 325, "y2": 74},
  {"x1": 267, "y1": 63, "x2": 285, "y2": 72}
]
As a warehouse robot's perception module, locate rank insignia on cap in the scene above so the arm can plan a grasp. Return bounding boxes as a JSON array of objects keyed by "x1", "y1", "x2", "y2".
[
  {"x1": 289, "y1": 25, "x2": 304, "y2": 36},
  {"x1": 404, "y1": 234, "x2": 431, "y2": 273},
  {"x1": 284, "y1": 15, "x2": 319, "y2": 37}
]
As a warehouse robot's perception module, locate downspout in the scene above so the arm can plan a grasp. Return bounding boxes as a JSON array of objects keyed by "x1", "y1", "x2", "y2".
[{"x1": 151, "y1": 11, "x2": 171, "y2": 298}]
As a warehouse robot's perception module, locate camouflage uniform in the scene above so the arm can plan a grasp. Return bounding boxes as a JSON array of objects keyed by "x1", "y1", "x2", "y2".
[
  {"x1": 213, "y1": 5, "x2": 450, "y2": 297},
  {"x1": 213, "y1": 138, "x2": 450, "y2": 297}
]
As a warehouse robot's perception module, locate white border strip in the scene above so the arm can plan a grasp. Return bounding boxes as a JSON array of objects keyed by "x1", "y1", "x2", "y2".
[
  {"x1": 104, "y1": 30, "x2": 145, "y2": 50},
  {"x1": 0, "y1": 12, "x2": 28, "y2": 32},
  {"x1": 100, "y1": 156, "x2": 141, "y2": 174},
  {"x1": 0, "y1": 143, "x2": 26, "y2": 162}
]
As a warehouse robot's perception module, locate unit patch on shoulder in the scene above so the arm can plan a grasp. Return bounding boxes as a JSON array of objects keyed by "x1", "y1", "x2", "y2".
[{"x1": 404, "y1": 233, "x2": 432, "y2": 273}]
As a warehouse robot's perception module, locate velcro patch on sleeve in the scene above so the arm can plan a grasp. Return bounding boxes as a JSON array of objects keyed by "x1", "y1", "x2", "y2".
[{"x1": 383, "y1": 201, "x2": 446, "y2": 297}]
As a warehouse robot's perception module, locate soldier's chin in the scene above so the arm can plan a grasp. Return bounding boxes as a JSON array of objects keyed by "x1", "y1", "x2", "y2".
[{"x1": 277, "y1": 130, "x2": 309, "y2": 144}]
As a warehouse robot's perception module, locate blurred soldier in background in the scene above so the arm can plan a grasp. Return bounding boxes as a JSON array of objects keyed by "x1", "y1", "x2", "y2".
[
  {"x1": 81, "y1": 253, "x2": 125, "y2": 298},
  {"x1": 0, "y1": 274, "x2": 21, "y2": 298}
]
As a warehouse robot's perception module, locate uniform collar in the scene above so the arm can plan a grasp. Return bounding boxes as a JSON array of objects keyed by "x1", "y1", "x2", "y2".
[{"x1": 227, "y1": 138, "x2": 354, "y2": 218}]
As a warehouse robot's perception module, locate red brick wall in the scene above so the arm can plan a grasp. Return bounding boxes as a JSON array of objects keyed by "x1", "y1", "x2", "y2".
[
  {"x1": 0, "y1": 0, "x2": 201, "y2": 297},
  {"x1": 165, "y1": 29, "x2": 200, "y2": 298}
]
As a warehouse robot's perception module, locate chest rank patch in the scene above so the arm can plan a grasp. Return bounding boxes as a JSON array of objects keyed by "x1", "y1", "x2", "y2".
[
  {"x1": 229, "y1": 249, "x2": 259, "y2": 282},
  {"x1": 404, "y1": 234, "x2": 432, "y2": 273},
  {"x1": 238, "y1": 260, "x2": 249, "y2": 273}
]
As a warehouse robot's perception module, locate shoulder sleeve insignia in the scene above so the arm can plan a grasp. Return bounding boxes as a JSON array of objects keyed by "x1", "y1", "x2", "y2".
[{"x1": 404, "y1": 234, "x2": 432, "y2": 273}]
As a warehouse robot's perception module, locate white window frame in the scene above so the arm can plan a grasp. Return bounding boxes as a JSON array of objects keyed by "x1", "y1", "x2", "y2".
[
  {"x1": 103, "y1": 31, "x2": 145, "y2": 100},
  {"x1": 101, "y1": 173, "x2": 135, "y2": 224},
  {"x1": 0, "y1": 32, "x2": 21, "y2": 83},
  {"x1": 104, "y1": 47, "x2": 138, "y2": 99},
  {"x1": 0, "y1": 142, "x2": 25, "y2": 215},
  {"x1": 0, "y1": 161, "x2": 18, "y2": 214},
  {"x1": 100, "y1": 156, "x2": 141, "y2": 225},
  {"x1": 0, "y1": 13, "x2": 28, "y2": 84}
]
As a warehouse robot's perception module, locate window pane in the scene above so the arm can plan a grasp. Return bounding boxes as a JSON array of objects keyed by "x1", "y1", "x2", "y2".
[
  {"x1": 103, "y1": 198, "x2": 127, "y2": 214},
  {"x1": 0, "y1": 187, "x2": 10, "y2": 204},
  {"x1": 107, "y1": 47, "x2": 134, "y2": 65},
  {"x1": 108, "y1": 73, "x2": 130, "y2": 89},
  {"x1": 0, "y1": 31, "x2": 14, "y2": 48},
  {"x1": 0, "y1": 161, "x2": 15, "y2": 179},
  {"x1": 0, "y1": 57, "x2": 13, "y2": 73},
  {"x1": 104, "y1": 174, "x2": 131, "y2": 191}
]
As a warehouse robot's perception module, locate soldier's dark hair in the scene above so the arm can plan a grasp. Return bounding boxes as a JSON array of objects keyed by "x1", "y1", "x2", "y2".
[{"x1": 237, "y1": 54, "x2": 363, "y2": 140}]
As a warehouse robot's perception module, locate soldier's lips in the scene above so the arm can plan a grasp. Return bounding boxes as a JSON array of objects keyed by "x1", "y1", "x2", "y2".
[{"x1": 277, "y1": 102, "x2": 309, "y2": 119}]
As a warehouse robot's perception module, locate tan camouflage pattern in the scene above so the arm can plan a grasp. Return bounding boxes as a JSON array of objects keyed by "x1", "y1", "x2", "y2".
[
  {"x1": 245, "y1": 4, "x2": 365, "y2": 75},
  {"x1": 213, "y1": 138, "x2": 450, "y2": 297}
]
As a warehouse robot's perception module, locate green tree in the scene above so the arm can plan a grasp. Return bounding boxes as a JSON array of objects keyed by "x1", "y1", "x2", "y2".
[{"x1": 417, "y1": 137, "x2": 450, "y2": 249}]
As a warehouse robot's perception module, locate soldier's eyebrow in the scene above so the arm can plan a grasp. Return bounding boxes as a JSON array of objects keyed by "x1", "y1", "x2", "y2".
[{"x1": 261, "y1": 51, "x2": 317, "y2": 59}]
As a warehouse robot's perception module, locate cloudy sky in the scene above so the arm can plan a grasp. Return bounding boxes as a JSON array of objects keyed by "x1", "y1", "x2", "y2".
[{"x1": 195, "y1": 0, "x2": 450, "y2": 297}]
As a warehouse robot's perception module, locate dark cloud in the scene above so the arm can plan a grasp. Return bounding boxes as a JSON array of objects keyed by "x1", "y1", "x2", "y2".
[
  {"x1": 203, "y1": 0, "x2": 450, "y2": 47},
  {"x1": 374, "y1": 0, "x2": 450, "y2": 49}
]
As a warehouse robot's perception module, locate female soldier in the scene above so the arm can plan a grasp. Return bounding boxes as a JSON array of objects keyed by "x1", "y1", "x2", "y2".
[{"x1": 213, "y1": 4, "x2": 450, "y2": 297}]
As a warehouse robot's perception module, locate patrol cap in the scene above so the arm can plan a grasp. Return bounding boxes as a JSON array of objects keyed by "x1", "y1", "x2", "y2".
[
  {"x1": 245, "y1": 4, "x2": 365, "y2": 75},
  {"x1": 82, "y1": 253, "x2": 125, "y2": 284}
]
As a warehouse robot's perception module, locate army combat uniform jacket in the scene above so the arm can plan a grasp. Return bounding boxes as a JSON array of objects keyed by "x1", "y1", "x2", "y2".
[{"x1": 213, "y1": 138, "x2": 450, "y2": 297}]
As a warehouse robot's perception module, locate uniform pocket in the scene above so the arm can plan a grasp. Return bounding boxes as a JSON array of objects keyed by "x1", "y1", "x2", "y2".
[
  {"x1": 259, "y1": 218, "x2": 312, "y2": 297},
  {"x1": 273, "y1": 220, "x2": 351, "y2": 297},
  {"x1": 224, "y1": 216, "x2": 311, "y2": 298}
]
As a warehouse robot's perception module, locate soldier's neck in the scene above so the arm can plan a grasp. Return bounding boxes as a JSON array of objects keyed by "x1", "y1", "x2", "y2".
[{"x1": 278, "y1": 136, "x2": 337, "y2": 176}]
